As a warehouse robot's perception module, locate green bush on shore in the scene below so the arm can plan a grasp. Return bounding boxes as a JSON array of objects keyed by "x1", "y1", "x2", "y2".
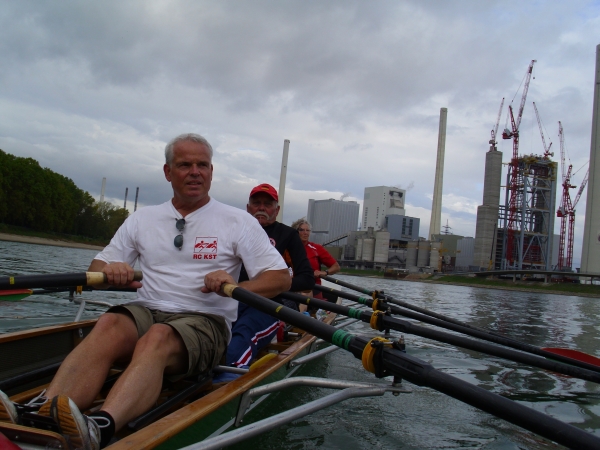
[{"x1": 0, "y1": 150, "x2": 127, "y2": 243}]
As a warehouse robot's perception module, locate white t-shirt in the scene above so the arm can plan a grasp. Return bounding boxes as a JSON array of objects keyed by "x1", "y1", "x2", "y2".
[{"x1": 94, "y1": 198, "x2": 287, "y2": 333}]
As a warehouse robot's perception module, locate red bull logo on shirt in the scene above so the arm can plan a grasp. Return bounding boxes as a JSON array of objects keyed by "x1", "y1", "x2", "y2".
[{"x1": 193, "y1": 237, "x2": 218, "y2": 259}]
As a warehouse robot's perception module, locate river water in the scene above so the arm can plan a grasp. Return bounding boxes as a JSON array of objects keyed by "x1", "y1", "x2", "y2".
[{"x1": 1, "y1": 240, "x2": 600, "y2": 449}]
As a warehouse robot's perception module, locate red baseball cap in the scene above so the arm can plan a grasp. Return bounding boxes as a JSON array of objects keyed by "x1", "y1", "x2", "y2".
[{"x1": 249, "y1": 183, "x2": 278, "y2": 202}]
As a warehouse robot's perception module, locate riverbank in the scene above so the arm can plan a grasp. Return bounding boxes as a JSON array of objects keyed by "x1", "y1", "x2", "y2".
[
  {"x1": 338, "y1": 270, "x2": 600, "y2": 298},
  {"x1": 0, "y1": 232, "x2": 105, "y2": 251}
]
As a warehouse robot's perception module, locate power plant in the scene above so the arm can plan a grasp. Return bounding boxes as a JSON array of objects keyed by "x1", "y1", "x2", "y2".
[{"x1": 297, "y1": 46, "x2": 600, "y2": 276}]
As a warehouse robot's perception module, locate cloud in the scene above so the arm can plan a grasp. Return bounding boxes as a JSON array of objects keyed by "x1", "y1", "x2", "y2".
[{"x1": 0, "y1": 0, "x2": 598, "y2": 268}]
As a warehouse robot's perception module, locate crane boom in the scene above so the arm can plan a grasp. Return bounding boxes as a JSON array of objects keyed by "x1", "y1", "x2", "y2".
[
  {"x1": 533, "y1": 102, "x2": 552, "y2": 158},
  {"x1": 558, "y1": 121, "x2": 566, "y2": 182},
  {"x1": 490, "y1": 97, "x2": 505, "y2": 149},
  {"x1": 515, "y1": 60, "x2": 536, "y2": 130},
  {"x1": 573, "y1": 168, "x2": 589, "y2": 209}
]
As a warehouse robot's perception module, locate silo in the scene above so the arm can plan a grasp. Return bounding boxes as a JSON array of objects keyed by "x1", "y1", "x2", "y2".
[
  {"x1": 430, "y1": 242, "x2": 442, "y2": 271},
  {"x1": 344, "y1": 244, "x2": 356, "y2": 260},
  {"x1": 356, "y1": 239, "x2": 364, "y2": 260},
  {"x1": 406, "y1": 241, "x2": 418, "y2": 268},
  {"x1": 363, "y1": 239, "x2": 375, "y2": 261},
  {"x1": 417, "y1": 240, "x2": 430, "y2": 267},
  {"x1": 374, "y1": 231, "x2": 390, "y2": 263}
]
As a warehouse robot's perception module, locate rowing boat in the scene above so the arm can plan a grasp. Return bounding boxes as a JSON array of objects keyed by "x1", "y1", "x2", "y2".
[
  {"x1": 0, "y1": 278, "x2": 401, "y2": 449},
  {"x1": 3, "y1": 273, "x2": 600, "y2": 449}
]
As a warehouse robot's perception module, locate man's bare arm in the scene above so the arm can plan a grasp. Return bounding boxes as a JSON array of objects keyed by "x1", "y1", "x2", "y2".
[
  {"x1": 202, "y1": 269, "x2": 291, "y2": 298},
  {"x1": 239, "y1": 268, "x2": 291, "y2": 298}
]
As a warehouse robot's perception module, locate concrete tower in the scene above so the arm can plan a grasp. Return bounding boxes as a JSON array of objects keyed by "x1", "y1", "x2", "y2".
[
  {"x1": 428, "y1": 107, "x2": 447, "y2": 240},
  {"x1": 473, "y1": 144, "x2": 503, "y2": 269},
  {"x1": 100, "y1": 177, "x2": 106, "y2": 203},
  {"x1": 276, "y1": 139, "x2": 290, "y2": 223},
  {"x1": 581, "y1": 44, "x2": 600, "y2": 274}
]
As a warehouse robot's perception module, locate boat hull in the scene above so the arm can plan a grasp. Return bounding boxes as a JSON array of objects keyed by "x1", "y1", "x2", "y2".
[{"x1": 0, "y1": 312, "x2": 336, "y2": 449}]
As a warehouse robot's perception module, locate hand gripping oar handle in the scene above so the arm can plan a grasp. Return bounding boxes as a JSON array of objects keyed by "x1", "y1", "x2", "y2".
[
  {"x1": 222, "y1": 284, "x2": 600, "y2": 449},
  {"x1": 0, "y1": 271, "x2": 143, "y2": 290}
]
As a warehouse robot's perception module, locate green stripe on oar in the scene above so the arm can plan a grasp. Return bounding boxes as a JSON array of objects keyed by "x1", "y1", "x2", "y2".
[
  {"x1": 317, "y1": 279, "x2": 600, "y2": 374},
  {"x1": 222, "y1": 284, "x2": 600, "y2": 450},
  {"x1": 0, "y1": 289, "x2": 33, "y2": 302},
  {"x1": 0, "y1": 271, "x2": 143, "y2": 290}
]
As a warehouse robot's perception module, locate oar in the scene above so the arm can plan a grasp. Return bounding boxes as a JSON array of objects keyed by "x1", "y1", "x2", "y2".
[
  {"x1": 0, "y1": 289, "x2": 33, "y2": 302},
  {"x1": 319, "y1": 277, "x2": 600, "y2": 370},
  {"x1": 280, "y1": 291, "x2": 600, "y2": 384},
  {"x1": 0, "y1": 271, "x2": 143, "y2": 290},
  {"x1": 541, "y1": 348, "x2": 600, "y2": 367},
  {"x1": 222, "y1": 283, "x2": 600, "y2": 450}
]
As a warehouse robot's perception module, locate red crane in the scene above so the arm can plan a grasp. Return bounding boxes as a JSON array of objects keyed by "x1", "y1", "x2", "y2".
[
  {"x1": 557, "y1": 120, "x2": 589, "y2": 270},
  {"x1": 502, "y1": 60, "x2": 536, "y2": 266}
]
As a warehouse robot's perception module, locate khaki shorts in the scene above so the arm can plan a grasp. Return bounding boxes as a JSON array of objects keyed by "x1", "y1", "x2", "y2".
[{"x1": 109, "y1": 304, "x2": 228, "y2": 379}]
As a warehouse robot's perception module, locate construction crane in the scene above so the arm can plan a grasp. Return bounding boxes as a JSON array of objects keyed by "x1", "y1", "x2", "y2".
[
  {"x1": 532, "y1": 102, "x2": 553, "y2": 158},
  {"x1": 489, "y1": 98, "x2": 505, "y2": 151},
  {"x1": 556, "y1": 121, "x2": 589, "y2": 270},
  {"x1": 501, "y1": 59, "x2": 537, "y2": 266}
]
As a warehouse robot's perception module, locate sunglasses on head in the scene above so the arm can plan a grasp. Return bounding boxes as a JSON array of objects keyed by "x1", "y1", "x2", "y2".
[{"x1": 174, "y1": 218, "x2": 185, "y2": 250}]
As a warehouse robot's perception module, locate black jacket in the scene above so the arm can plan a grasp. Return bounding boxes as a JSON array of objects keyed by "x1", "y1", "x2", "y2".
[{"x1": 239, "y1": 221, "x2": 314, "y2": 292}]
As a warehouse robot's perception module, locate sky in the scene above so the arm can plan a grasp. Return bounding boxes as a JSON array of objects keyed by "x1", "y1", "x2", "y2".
[{"x1": 1, "y1": 1, "x2": 599, "y2": 267}]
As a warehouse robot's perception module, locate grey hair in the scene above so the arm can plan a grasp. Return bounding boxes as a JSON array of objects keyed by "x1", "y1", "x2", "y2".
[
  {"x1": 165, "y1": 133, "x2": 214, "y2": 165},
  {"x1": 291, "y1": 218, "x2": 311, "y2": 230}
]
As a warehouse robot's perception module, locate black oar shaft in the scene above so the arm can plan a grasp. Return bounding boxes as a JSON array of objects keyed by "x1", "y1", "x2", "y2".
[
  {"x1": 0, "y1": 271, "x2": 143, "y2": 290},
  {"x1": 226, "y1": 285, "x2": 600, "y2": 450},
  {"x1": 281, "y1": 292, "x2": 600, "y2": 383},
  {"x1": 315, "y1": 283, "x2": 600, "y2": 373},
  {"x1": 377, "y1": 344, "x2": 600, "y2": 450},
  {"x1": 321, "y1": 276, "x2": 496, "y2": 333}
]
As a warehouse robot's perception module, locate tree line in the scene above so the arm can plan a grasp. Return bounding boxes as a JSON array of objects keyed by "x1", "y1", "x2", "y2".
[{"x1": 0, "y1": 150, "x2": 128, "y2": 241}]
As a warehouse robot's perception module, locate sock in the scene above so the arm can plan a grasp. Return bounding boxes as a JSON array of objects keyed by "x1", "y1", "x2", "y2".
[{"x1": 88, "y1": 410, "x2": 115, "y2": 448}]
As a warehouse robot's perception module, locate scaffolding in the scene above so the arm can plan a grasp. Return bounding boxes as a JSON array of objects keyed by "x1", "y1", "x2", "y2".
[{"x1": 500, "y1": 155, "x2": 558, "y2": 270}]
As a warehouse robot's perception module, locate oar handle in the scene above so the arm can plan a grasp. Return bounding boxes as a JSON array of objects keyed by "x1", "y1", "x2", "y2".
[
  {"x1": 86, "y1": 271, "x2": 144, "y2": 286},
  {"x1": 0, "y1": 271, "x2": 143, "y2": 290}
]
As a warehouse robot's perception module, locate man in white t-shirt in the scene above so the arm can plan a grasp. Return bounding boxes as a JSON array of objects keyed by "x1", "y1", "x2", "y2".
[{"x1": 0, "y1": 133, "x2": 290, "y2": 449}]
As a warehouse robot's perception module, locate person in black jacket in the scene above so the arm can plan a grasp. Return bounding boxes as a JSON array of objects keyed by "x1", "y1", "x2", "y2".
[{"x1": 224, "y1": 183, "x2": 314, "y2": 371}]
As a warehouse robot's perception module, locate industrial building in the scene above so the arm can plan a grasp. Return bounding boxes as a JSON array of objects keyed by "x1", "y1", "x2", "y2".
[
  {"x1": 306, "y1": 198, "x2": 359, "y2": 245},
  {"x1": 362, "y1": 186, "x2": 406, "y2": 230},
  {"x1": 499, "y1": 155, "x2": 558, "y2": 270},
  {"x1": 385, "y1": 215, "x2": 420, "y2": 241}
]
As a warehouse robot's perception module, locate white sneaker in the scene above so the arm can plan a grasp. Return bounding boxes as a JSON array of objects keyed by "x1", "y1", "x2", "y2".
[{"x1": 39, "y1": 395, "x2": 100, "y2": 450}]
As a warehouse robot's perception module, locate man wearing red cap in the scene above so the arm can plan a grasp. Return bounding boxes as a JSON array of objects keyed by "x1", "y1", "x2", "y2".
[{"x1": 220, "y1": 183, "x2": 314, "y2": 376}]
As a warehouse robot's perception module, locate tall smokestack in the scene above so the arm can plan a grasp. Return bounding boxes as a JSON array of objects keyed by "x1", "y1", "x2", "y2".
[
  {"x1": 134, "y1": 187, "x2": 139, "y2": 212},
  {"x1": 276, "y1": 139, "x2": 290, "y2": 223},
  {"x1": 124, "y1": 187, "x2": 128, "y2": 209},
  {"x1": 581, "y1": 44, "x2": 600, "y2": 274},
  {"x1": 428, "y1": 107, "x2": 448, "y2": 240},
  {"x1": 100, "y1": 177, "x2": 106, "y2": 203}
]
